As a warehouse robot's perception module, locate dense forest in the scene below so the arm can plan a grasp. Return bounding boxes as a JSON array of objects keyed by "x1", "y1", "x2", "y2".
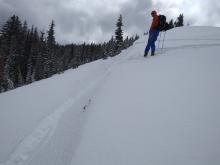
[{"x1": 0, "y1": 15, "x2": 139, "y2": 92}]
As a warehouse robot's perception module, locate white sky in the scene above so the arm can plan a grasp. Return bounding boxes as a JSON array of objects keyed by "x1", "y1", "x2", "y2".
[
  {"x1": 154, "y1": 0, "x2": 220, "y2": 26},
  {"x1": 0, "y1": 0, "x2": 220, "y2": 44}
]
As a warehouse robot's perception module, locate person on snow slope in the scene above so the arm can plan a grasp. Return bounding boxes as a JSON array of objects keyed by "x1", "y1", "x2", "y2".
[{"x1": 144, "y1": 10, "x2": 160, "y2": 57}]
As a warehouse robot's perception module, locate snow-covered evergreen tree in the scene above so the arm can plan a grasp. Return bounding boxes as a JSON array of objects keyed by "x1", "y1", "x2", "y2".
[
  {"x1": 115, "y1": 14, "x2": 123, "y2": 51},
  {"x1": 175, "y1": 14, "x2": 184, "y2": 27},
  {"x1": 0, "y1": 15, "x2": 23, "y2": 90},
  {"x1": 47, "y1": 20, "x2": 57, "y2": 77}
]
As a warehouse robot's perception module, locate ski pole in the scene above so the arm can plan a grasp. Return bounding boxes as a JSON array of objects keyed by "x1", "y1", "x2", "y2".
[
  {"x1": 157, "y1": 32, "x2": 162, "y2": 54},
  {"x1": 161, "y1": 31, "x2": 166, "y2": 54}
]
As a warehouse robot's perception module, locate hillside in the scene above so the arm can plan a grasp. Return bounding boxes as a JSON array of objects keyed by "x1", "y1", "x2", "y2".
[{"x1": 0, "y1": 26, "x2": 220, "y2": 165}]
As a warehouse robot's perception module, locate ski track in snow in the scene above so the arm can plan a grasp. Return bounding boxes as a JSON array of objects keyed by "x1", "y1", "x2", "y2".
[
  {"x1": 0, "y1": 69, "x2": 112, "y2": 165},
  {"x1": 0, "y1": 48, "x2": 135, "y2": 165}
]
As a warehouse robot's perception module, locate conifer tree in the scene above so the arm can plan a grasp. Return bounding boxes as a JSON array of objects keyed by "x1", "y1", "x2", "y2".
[
  {"x1": 115, "y1": 14, "x2": 123, "y2": 51},
  {"x1": 39, "y1": 31, "x2": 49, "y2": 79},
  {"x1": 169, "y1": 19, "x2": 174, "y2": 29},
  {"x1": 0, "y1": 15, "x2": 23, "y2": 90},
  {"x1": 46, "y1": 20, "x2": 56, "y2": 77},
  {"x1": 175, "y1": 14, "x2": 184, "y2": 27},
  {"x1": 106, "y1": 36, "x2": 116, "y2": 57},
  {"x1": 25, "y1": 27, "x2": 34, "y2": 84},
  {"x1": 47, "y1": 20, "x2": 55, "y2": 47}
]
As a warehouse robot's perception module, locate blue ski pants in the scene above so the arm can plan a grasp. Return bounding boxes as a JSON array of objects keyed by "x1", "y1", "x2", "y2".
[{"x1": 145, "y1": 29, "x2": 160, "y2": 54}]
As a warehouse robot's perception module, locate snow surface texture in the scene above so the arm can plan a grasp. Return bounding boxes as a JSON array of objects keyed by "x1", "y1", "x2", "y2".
[{"x1": 0, "y1": 26, "x2": 220, "y2": 165}]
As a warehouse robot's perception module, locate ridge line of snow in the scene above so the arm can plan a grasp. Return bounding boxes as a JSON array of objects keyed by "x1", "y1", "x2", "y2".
[
  {"x1": 135, "y1": 38, "x2": 220, "y2": 44},
  {"x1": 166, "y1": 38, "x2": 220, "y2": 41},
  {"x1": 161, "y1": 44, "x2": 220, "y2": 52}
]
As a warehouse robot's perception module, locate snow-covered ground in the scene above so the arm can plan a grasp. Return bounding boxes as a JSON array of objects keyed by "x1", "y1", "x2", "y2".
[{"x1": 0, "y1": 26, "x2": 220, "y2": 165}]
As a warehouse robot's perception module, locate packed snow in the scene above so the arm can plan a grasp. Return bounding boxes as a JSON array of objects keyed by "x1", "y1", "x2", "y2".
[{"x1": 0, "y1": 26, "x2": 220, "y2": 165}]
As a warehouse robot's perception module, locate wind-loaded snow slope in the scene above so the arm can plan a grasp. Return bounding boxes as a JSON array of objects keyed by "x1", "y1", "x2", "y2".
[{"x1": 0, "y1": 26, "x2": 220, "y2": 165}]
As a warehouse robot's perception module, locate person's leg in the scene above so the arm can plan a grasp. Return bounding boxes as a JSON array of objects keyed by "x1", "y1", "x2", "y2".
[
  {"x1": 144, "y1": 32, "x2": 154, "y2": 56},
  {"x1": 150, "y1": 30, "x2": 160, "y2": 56},
  {"x1": 144, "y1": 39, "x2": 151, "y2": 56}
]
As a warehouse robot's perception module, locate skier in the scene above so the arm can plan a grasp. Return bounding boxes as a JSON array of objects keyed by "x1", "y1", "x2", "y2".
[{"x1": 144, "y1": 10, "x2": 160, "y2": 57}]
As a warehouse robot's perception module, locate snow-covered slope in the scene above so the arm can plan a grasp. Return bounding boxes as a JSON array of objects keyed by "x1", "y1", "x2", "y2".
[{"x1": 0, "y1": 26, "x2": 220, "y2": 165}]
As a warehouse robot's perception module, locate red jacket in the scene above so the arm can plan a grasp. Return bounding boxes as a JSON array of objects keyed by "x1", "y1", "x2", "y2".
[{"x1": 150, "y1": 15, "x2": 159, "y2": 30}]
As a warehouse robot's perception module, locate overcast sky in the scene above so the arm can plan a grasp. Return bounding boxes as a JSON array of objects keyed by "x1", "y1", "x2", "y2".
[{"x1": 0, "y1": 0, "x2": 220, "y2": 44}]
